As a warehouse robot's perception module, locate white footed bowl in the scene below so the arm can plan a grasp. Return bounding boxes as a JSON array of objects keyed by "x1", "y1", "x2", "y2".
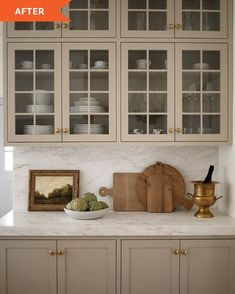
[{"x1": 64, "y1": 208, "x2": 109, "y2": 220}]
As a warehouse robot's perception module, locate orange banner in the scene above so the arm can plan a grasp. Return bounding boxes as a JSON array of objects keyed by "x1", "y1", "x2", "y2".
[{"x1": 0, "y1": 0, "x2": 70, "y2": 22}]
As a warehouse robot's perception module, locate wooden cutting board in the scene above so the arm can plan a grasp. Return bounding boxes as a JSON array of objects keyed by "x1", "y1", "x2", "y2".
[
  {"x1": 136, "y1": 162, "x2": 193, "y2": 212},
  {"x1": 147, "y1": 163, "x2": 173, "y2": 212},
  {"x1": 99, "y1": 173, "x2": 146, "y2": 211}
]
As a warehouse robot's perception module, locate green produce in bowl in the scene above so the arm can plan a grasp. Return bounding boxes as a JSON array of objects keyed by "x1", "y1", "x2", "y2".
[
  {"x1": 65, "y1": 200, "x2": 74, "y2": 210},
  {"x1": 82, "y1": 192, "x2": 97, "y2": 204},
  {"x1": 89, "y1": 201, "x2": 103, "y2": 211},
  {"x1": 99, "y1": 201, "x2": 109, "y2": 209},
  {"x1": 73, "y1": 198, "x2": 88, "y2": 211}
]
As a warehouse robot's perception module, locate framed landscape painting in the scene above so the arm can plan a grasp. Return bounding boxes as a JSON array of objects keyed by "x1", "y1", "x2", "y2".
[{"x1": 28, "y1": 170, "x2": 80, "y2": 211}]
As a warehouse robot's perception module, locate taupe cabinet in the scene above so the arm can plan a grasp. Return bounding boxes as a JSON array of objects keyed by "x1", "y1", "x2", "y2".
[
  {"x1": 8, "y1": 43, "x2": 116, "y2": 142},
  {"x1": 121, "y1": 0, "x2": 227, "y2": 38},
  {"x1": 122, "y1": 239, "x2": 235, "y2": 294},
  {"x1": 7, "y1": 0, "x2": 116, "y2": 38},
  {"x1": 122, "y1": 43, "x2": 228, "y2": 141},
  {"x1": 0, "y1": 239, "x2": 116, "y2": 294}
]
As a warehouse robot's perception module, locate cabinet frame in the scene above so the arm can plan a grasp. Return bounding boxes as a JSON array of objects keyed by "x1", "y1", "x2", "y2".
[
  {"x1": 175, "y1": 43, "x2": 228, "y2": 142},
  {"x1": 7, "y1": 43, "x2": 62, "y2": 143}
]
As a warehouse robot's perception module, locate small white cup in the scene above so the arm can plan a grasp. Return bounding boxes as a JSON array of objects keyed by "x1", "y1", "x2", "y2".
[
  {"x1": 152, "y1": 129, "x2": 162, "y2": 134},
  {"x1": 136, "y1": 59, "x2": 150, "y2": 69},
  {"x1": 40, "y1": 64, "x2": 51, "y2": 69},
  {"x1": 79, "y1": 64, "x2": 88, "y2": 69},
  {"x1": 94, "y1": 61, "x2": 108, "y2": 69},
  {"x1": 21, "y1": 61, "x2": 33, "y2": 69}
]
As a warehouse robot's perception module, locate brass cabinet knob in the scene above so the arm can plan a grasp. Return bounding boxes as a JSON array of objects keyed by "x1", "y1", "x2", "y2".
[
  {"x1": 176, "y1": 128, "x2": 182, "y2": 134},
  {"x1": 174, "y1": 249, "x2": 180, "y2": 255},
  {"x1": 180, "y1": 249, "x2": 188, "y2": 255},
  {"x1": 49, "y1": 250, "x2": 56, "y2": 256},
  {"x1": 168, "y1": 24, "x2": 174, "y2": 29},
  {"x1": 63, "y1": 128, "x2": 69, "y2": 134},
  {"x1": 175, "y1": 24, "x2": 182, "y2": 29},
  {"x1": 55, "y1": 128, "x2": 61, "y2": 134},
  {"x1": 57, "y1": 250, "x2": 64, "y2": 256},
  {"x1": 54, "y1": 23, "x2": 61, "y2": 29},
  {"x1": 62, "y1": 23, "x2": 69, "y2": 29},
  {"x1": 168, "y1": 128, "x2": 174, "y2": 134}
]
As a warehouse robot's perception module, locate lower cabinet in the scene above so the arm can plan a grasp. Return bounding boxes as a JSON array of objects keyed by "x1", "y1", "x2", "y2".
[
  {"x1": 122, "y1": 239, "x2": 235, "y2": 294},
  {"x1": 0, "y1": 238, "x2": 235, "y2": 294},
  {"x1": 0, "y1": 239, "x2": 116, "y2": 294}
]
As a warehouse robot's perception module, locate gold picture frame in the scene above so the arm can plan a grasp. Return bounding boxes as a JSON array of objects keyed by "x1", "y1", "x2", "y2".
[{"x1": 28, "y1": 170, "x2": 80, "y2": 211}]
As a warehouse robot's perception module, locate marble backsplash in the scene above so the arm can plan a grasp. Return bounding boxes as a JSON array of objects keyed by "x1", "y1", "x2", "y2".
[{"x1": 13, "y1": 146, "x2": 219, "y2": 211}]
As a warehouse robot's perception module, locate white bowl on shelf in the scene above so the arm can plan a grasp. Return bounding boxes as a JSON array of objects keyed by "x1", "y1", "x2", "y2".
[
  {"x1": 21, "y1": 61, "x2": 33, "y2": 69},
  {"x1": 193, "y1": 63, "x2": 209, "y2": 69},
  {"x1": 31, "y1": 90, "x2": 51, "y2": 105},
  {"x1": 64, "y1": 208, "x2": 109, "y2": 220}
]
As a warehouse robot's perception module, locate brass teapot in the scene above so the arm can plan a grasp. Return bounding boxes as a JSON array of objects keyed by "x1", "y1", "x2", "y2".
[{"x1": 187, "y1": 181, "x2": 222, "y2": 218}]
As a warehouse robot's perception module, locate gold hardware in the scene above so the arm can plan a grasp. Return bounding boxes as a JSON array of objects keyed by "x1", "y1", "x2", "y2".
[
  {"x1": 55, "y1": 128, "x2": 61, "y2": 134},
  {"x1": 57, "y1": 250, "x2": 64, "y2": 256},
  {"x1": 168, "y1": 24, "x2": 174, "y2": 29},
  {"x1": 176, "y1": 128, "x2": 182, "y2": 133},
  {"x1": 63, "y1": 128, "x2": 69, "y2": 134},
  {"x1": 49, "y1": 250, "x2": 56, "y2": 256},
  {"x1": 168, "y1": 128, "x2": 174, "y2": 134},
  {"x1": 54, "y1": 23, "x2": 61, "y2": 29},
  {"x1": 174, "y1": 249, "x2": 180, "y2": 255},
  {"x1": 175, "y1": 24, "x2": 182, "y2": 29},
  {"x1": 180, "y1": 249, "x2": 188, "y2": 255},
  {"x1": 62, "y1": 23, "x2": 69, "y2": 29}
]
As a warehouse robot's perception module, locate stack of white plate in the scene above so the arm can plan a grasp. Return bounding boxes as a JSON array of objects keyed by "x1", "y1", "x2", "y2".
[
  {"x1": 26, "y1": 105, "x2": 54, "y2": 113},
  {"x1": 23, "y1": 125, "x2": 54, "y2": 135},
  {"x1": 70, "y1": 97, "x2": 106, "y2": 113},
  {"x1": 73, "y1": 124, "x2": 105, "y2": 134}
]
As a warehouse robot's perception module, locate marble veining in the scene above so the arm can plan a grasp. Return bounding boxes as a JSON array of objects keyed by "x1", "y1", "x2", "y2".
[
  {"x1": 0, "y1": 210, "x2": 235, "y2": 237},
  {"x1": 13, "y1": 146, "x2": 218, "y2": 211}
]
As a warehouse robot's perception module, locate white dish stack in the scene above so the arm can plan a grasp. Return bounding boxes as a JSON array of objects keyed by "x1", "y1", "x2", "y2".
[
  {"x1": 23, "y1": 125, "x2": 54, "y2": 135},
  {"x1": 70, "y1": 97, "x2": 106, "y2": 113},
  {"x1": 73, "y1": 124, "x2": 105, "y2": 134}
]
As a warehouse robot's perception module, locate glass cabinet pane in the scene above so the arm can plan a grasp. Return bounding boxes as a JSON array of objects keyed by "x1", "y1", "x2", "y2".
[
  {"x1": 180, "y1": 0, "x2": 222, "y2": 33},
  {"x1": 127, "y1": 0, "x2": 168, "y2": 32},
  {"x1": 69, "y1": 0, "x2": 110, "y2": 32},
  {"x1": 68, "y1": 48, "x2": 111, "y2": 136},
  {"x1": 127, "y1": 48, "x2": 169, "y2": 136},
  {"x1": 13, "y1": 48, "x2": 56, "y2": 136},
  {"x1": 180, "y1": 48, "x2": 222, "y2": 136}
]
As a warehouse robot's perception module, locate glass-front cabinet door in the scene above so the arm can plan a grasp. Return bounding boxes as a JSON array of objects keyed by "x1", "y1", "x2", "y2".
[
  {"x1": 175, "y1": 44, "x2": 227, "y2": 141},
  {"x1": 121, "y1": 0, "x2": 174, "y2": 37},
  {"x1": 62, "y1": 0, "x2": 116, "y2": 37},
  {"x1": 62, "y1": 43, "x2": 116, "y2": 141},
  {"x1": 8, "y1": 43, "x2": 61, "y2": 142},
  {"x1": 121, "y1": 43, "x2": 174, "y2": 142},
  {"x1": 175, "y1": 0, "x2": 227, "y2": 38},
  {"x1": 7, "y1": 22, "x2": 61, "y2": 38}
]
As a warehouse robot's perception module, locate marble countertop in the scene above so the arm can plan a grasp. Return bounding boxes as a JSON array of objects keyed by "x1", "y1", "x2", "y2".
[{"x1": 0, "y1": 210, "x2": 235, "y2": 237}]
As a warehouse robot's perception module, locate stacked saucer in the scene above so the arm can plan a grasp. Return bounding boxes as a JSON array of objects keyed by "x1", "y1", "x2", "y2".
[
  {"x1": 23, "y1": 125, "x2": 54, "y2": 135},
  {"x1": 73, "y1": 124, "x2": 105, "y2": 134},
  {"x1": 70, "y1": 97, "x2": 106, "y2": 113},
  {"x1": 26, "y1": 105, "x2": 54, "y2": 113}
]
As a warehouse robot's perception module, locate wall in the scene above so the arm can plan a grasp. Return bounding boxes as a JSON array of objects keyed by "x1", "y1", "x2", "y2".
[{"x1": 13, "y1": 146, "x2": 218, "y2": 211}]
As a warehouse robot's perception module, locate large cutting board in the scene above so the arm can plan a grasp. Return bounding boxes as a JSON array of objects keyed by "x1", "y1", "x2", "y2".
[
  {"x1": 136, "y1": 162, "x2": 193, "y2": 211},
  {"x1": 99, "y1": 173, "x2": 146, "y2": 211}
]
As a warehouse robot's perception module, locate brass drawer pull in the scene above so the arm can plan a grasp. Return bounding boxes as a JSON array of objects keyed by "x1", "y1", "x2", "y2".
[
  {"x1": 168, "y1": 128, "x2": 174, "y2": 134},
  {"x1": 62, "y1": 23, "x2": 69, "y2": 29},
  {"x1": 55, "y1": 128, "x2": 61, "y2": 134},
  {"x1": 174, "y1": 249, "x2": 180, "y2": 255},
  {"x1": 63, "y1": 128, "x2": 69, "y2": 134},
  {"x1": 168, "y1": 24, "x2": 174, "y2": 29},
  {"x1": 49, "y1": 250, "x2": 56, "y2": 256},
  {"x1": 175, "y1": 24, "x2": 182, "y2": 29},
  {"x1": 57, "y1": 250, "x2": 64, "y2": 256},
  {"x1": 176, "y1": 128, "x2": 182, "y2": 134},
  {"x1": 180, "y1": 249, "x2": 188, "y2": 255},
  {"x1": 54, "y1": 23, "x2": 61, "y2": 29}
]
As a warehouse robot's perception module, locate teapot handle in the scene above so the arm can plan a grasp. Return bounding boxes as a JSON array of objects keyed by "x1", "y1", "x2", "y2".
[
  {"x1": 215, "y1": 195, "x2": 223, "y2": 201},
  {"x1": 186, "y1": 192, "x2": 193, "y2": 200}
]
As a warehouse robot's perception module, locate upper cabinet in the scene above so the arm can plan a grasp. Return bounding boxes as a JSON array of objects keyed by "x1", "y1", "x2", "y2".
[
  {"x1": 7, "y1": 0, "x2": 116, "y2": 38},
  {"x1": 121, "y1": 0, "x2": 228, "y2": 38}
]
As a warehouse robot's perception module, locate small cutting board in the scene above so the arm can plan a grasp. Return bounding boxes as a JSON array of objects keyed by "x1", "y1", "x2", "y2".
[{"x1": 99, "y1": 173, "x2": 146, "y2": 211}]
